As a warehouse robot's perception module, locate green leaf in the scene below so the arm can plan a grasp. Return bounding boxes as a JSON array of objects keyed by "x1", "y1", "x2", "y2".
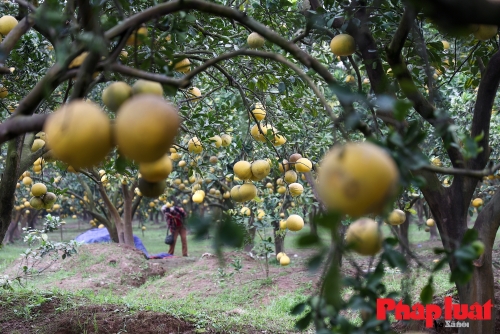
[
  {"x1": 294, "y1": 312, "x2": 312, "y2": 330},
  {"x1": 420, "y1": 280, "x2": 434, "y2": 304}
]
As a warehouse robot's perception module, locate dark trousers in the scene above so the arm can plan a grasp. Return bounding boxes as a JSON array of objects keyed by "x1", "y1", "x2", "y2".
[{"x1": 168, "y1": 225, "x2": 188, "y2": 256}]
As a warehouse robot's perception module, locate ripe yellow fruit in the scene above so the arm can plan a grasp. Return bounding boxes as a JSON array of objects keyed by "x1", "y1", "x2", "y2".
[
  {"x1": 277, "y1": 219, "x2": 286, "y2": 229},
  {"x1": 277, "y1": 186, "x2": 286, "y2": 194},
  {"x1": 31, "y1": 183, "x2": 47, "y2": 197},
  {"x1": 426, "y1": 218, "x2": 435, "y2": 227},
  {"x1": 247, "y1": 32, "x2": 265, "y2": 48},
  {"x1": 120, "y1": 50, "x2": 128, "y2": 59},
  {"x1": 387, "y1": 209, "x2": 406, "y2": 226},
  {"x1": 330, "y1": 34, "x2": 356, "y2": 56},
  {"x1": 276, "y1": 252, "x2": 285, "y2": 261},
  {"x1": 43, "y1": 192, "x2": 57, "y2": 209},
  {"x1": 221, "y1": 134, "x2": 232, "y2": 147},
  {"x1": 317, "y1": 142, "x2": 399, "y2": 217},
  {"x1": 442, "y1": 40, "x2": 450, "y2": 50},
  {"x1": 295, "y1": 158, "x2": 312, "y2": 172},
  {"x1": 139, "y1": 155, "x2": 173, "y2": 182},
  {"x1": 170, "y1": 152, "x2": 181, "y2": 161},
  {"x1": 289, "y1": 183, "x2": 304, "y2": 197},
  {"x1": 192, "y1": 192, "x2": 204, "y2": 203},
  {"x1": 173, "y1": 58, "x2": 191, "y2": 73},
  {"x1": 178, "y1": 160, "x2": 186, "y2": 167},
  {"x1": 251, "y1": 160, "x2": 271, "y2": 180},
  {"x1": 272, "y1": 133, "x2": 287, "y2": 146},
  {"x1": 431, "y1": 157, "x2": 442, "y2": 167},
  {"x1": 251, "y1": 124, "x2": 273, "y2": 142},
  {"x1": 284, "y1": 170, "x2": 298, "y2": 183},
  {"x1": 280, "y1": 254, "x2": 290, "y2": 266},
  {"x1": 0, "y1": 15, "x2": 18, "y2": 36},
  {"x1": 257, "y1": 209, "x2": 265, "y2": 220},
  {"x1": 102, "y1": 82, "x2": 133, "y2": 111},
  {"x1": 279, "y1": 160, "x2": 290, "y2": 173},
  {"x1": 0, "y1": 86, "x2": 8, "y2": 98},
  {"x1": 68, "y1": 52, "x2": 88, "y2": 68},
  {"x1": 472, "y1": 198, "x2": 483, "y2": 208},
  {"x1": 236, "y1": 183, "x2": 258, "y2": 202},
  {"x1": 250, "y1": 103, "x2": 266, "y2": 121},
  {"x1": 188, "y1": 137, "x2": 203, "y2": 154},
  {"x1": 286, "y1": 214, "x2": 304, "y2": 231},
  {"x1": 223, "y1": 191, "x2": 230, "y2": 199},
  {"x1": 126, "y1": 27, "x2": 148, "y2": 46},
  {"x1": 234, "y1": 161, "x2": 253, "y2": 180},
  {"x1": 31, "y1": 139, "x2": 45, "y2": 152},
  {"x1": 346, "y1": 218, "x2": 382, "y2": 256},
  {"x1": 30, "y1": 197, "x2": 44, "y2": 210},
  {"x1": 132, "y1": 80, "x2": 163, "y2": 96},
  {"x1": 345, "y1": 75, "x2": 355, "y2": 83},
  {"x1": 138, "y1": 178, "x2": 166, "y2": 198},
  {"x1": 115, "y1": 95, "x2": 180, "y2": 162},
  {"x1": 241, "y1": 206, "x2": 251, "y2": 216},
  {"x1": 187, "y1": 87, "x2": 202, "y2": 101},
  {"x1": 472, "y1": 25, "x2": 498, "y2": 41},
  {"x1": 44, "y1": 100, "x2": 112, "y2": 168},
  {"x1": 209, "y1": 135, "x2": 222, "y2": 148}
]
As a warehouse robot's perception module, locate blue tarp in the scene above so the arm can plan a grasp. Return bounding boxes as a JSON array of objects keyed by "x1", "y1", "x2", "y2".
[{"x1": 74, "y1": 228, "x2": 172, "y2": 259}]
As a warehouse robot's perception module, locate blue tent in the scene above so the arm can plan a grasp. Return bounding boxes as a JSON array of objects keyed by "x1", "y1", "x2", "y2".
[{"x1": 75, "y1": 228, "x2": 172, "y2": 259}]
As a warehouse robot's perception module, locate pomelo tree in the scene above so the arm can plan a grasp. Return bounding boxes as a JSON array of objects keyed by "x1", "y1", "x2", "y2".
[{"x1": 1, "y1": 0, "x2": 500, "y2": 333}]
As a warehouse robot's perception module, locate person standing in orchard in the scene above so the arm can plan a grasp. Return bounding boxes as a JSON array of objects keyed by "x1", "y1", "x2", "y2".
[{"x1": 161, "y1": 205, "x2": 188, "y2": 256}]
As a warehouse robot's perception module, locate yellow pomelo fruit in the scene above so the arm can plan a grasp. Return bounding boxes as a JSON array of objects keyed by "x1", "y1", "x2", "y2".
[
  {"x1": 31, "y1": 183, "x2": 47, "y2": 197},
  {"x1": 387, "y1": 209, "x2": 406, "y2": 226},
  {"x1": 138, "y1": 178, "x2": 166, "y2": 198},
  {"x1": 114, "y1": 95, "x2": 180, "y2": 162},
  {"x1": 42, "y1": 192, "x2": 57, "y2": 209},
  {"x1": 330, "y1": 34, "x2": 356, "y2": 57},
  {"x1": 276, "y1": 252, "x2": 285, "y2": 261},
  {"x1": 317, "y1": 142, "x2": 399, "y2": 217},
  {"x1": 31, "y1": 139, "x2": 45, "y2": 152},
  {"x1": 272, "y1": 133, "x2": 287, "y2": 146},
  {"x1": 441, "y1": 40, "x2": 450, "y2": 49},
  {"x1": 241, "y1": 206, "x2": 251, "y2": 216},
  {"x1": 139, "y1": 155, "x2": 173, "y2": 182},
  {"x1": 230, "y1": 185, "x2": 243, "y2": 202},
  {"x1": 251, "y1": 160, "x2": 271, "y2": 180},
  {"x1": 277, "y1": 186, "x2": 286, "y2": 194},
  {"x1": 345, "y1": 75, "x2": 355, "y2": 83},
  {"x1": 120, "y1": 50, "x2": 128, "y2": 59},
  {"x1": 221, "y1": 134, "x2": 232, "y2": 147},
  {"x1": 251, "y1": 124, "x2": 273, "y2": 142},
  {"x1": 192, "y1": 192, "x2": 204, "y2": 203},
  {"x1": 188, "y1": 137, "x2": 203, "y2": 154},
  {"x1": 208, "y1": 135, "x2": 221, "y2": 148},
  {"x1": 295, "y1": 158, "x2": 312, "y2": 172},
  {"x1": 178, "y1": 160, "x2": 186, "y2": 167},
  {"x1": 279, "y1": 254, "x2": 290, "y2": 266},
  {"x1": 472, "y1": 198, "x2": 483, "y2": 208},
  {"x1": 33, "y1": 165, "x2": 42, "y2": 173},
  {"x1": 346, "y1": 218, "x2": 382, "y2": 256},
  {"x1": 286, "y1": 214, "x2": 304, "y2": 231},
  {"x1": 170, "y1": 152, "x2": 181, "y2": 161},
  {"x1": 223, "y1": 191, "x2": 230, "y2": 199},
  {"x1": 187, "y1": 87, "x2": 202, "y2": 101},
  {"x1": 126, "y1": 27, "x2": 148, "y2": 46},
  {"x1": 431, "y1": 157, "x2": 442, "y2": 166},
  {"x1": 68, "y1": 52, "x2": 88, "y2": 68},
  {"x1": 250, "y1": 104, "x2": 266, "y2": 121},
  {"x1": 284, "y1": 170, "x2": 298, "y2": 183},
  {"x1": 173, "y1": 58, "x2": 191, "y2": 73},
  {"x1": 44, "y1": 100, "x2": 112, "y2": 168},
  {"x1": 0, "y1": 15, "x2": 18, "y2": 36},
  {"x1": 233, "y1": 161, "x2": 253, "y2": 180},
  {"x1": 30, "y1": 197, "x2": 44, "y2": 210},
  {"x1": 0, "y1": 86, "x2": 8, "y2": 98},
  {"x1": 239, "y1": 183, "x2": 257, "y2": 201},
  {"x1": 289, "y1": 183, "x2": 304, "y2": 197},
  {"x1": 247, "y1": 32, "x2": 265, "y2": 48},
  {"x1": 426, "y1": 218, "x2": 435, "y2": 227},
  {"x1": 257, "y1": 209, "x2": 265, "y2": 220},
  {"x1": 102, "y1": 82, "x2": 133, "y2": 111},
  {"x1": 279, "y1": 220, "x2": 286, "y2": 229},
  {"x1": 472, "y1": 25, "x2": 498, "y2": 41},
  {"x1": 132, "y1": 80, "x2": 163, "y2": 96},
  {"x1": 279, "y1": 160, "x2": 289, "y2": 173}
]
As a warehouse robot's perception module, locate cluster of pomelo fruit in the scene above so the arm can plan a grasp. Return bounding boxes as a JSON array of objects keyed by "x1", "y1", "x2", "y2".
[
  {"x1": 29, "y1": 183, "x2": 57, "y2": 210},
  {"x1": 249, "y1": 102, "x2": 287, "y2": 146},
  {"x1": 43, "y1": 79, "x2": 180, "y2": 198}
]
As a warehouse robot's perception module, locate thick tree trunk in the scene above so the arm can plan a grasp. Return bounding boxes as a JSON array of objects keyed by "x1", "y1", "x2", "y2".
[
  {"x1": 272, "y1": 221, "x2": 284, "y2": 254},
  {"x1": 121, "y1": 184, "x2": 135, "y2": 247},
  {"x1": 399, "y1": 212, "x2": 411, "y2": 255},
  {"x1": 0, "y1": 138, "x2": 22, "y2": 244}
]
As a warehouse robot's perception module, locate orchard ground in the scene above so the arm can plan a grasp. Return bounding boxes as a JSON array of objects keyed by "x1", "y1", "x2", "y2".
[{"x1": 1, "y1": 217, "x2": 500, "y2": 333}]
